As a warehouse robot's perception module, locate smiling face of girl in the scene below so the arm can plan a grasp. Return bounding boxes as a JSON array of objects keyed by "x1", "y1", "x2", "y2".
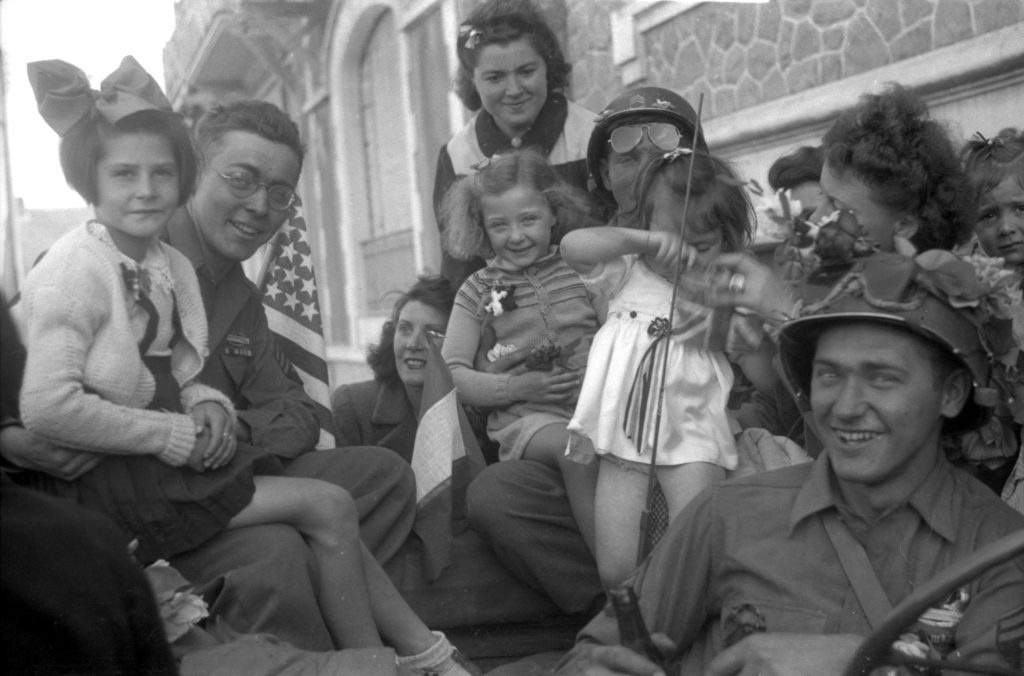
[
  {"x1": 93, "y1": 132, "x2": 180, "y2": 261},
  {"x1": 481, "y1": 185, "x2": 555, "y2": 270}
]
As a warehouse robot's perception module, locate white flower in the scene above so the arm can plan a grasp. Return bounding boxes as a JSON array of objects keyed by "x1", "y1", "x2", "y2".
[{"x1": 486, "y1": 342, "x2": 518, "y2": 363}]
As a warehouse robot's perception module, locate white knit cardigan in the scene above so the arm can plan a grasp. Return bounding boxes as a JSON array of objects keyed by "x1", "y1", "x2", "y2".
[{"x1": 17, "y1": 222, "x2": 234, "y2": 467}]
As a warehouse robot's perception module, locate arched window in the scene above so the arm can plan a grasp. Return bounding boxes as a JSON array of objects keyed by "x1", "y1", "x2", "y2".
[{"x1": 355, "y1": 9, "x2": 417, "y2": 313}]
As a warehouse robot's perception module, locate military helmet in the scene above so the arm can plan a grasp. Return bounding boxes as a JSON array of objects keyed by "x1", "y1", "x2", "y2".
[
  {"x1": 586, "y1": 86, "x2": 707, "y2": 196},
  {"x1": 778, "y1": 252, "x2": 1002, "y2": 434}
]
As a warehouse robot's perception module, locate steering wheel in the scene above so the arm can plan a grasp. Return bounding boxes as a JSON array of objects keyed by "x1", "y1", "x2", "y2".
[{"x1": 842, "y1": 528, "x2": 1024, "y2": 676}]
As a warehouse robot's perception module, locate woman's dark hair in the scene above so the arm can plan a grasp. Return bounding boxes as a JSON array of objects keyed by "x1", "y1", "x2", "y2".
[
  {"x1": 822, "y1": 82, "x2": 973, "y2": 251},
  {"x1": 632, "y1": 150, "x2": 754, "y2": 254},
  {"x1": 367, "y1": 275, "x2": 457, "y2": 382},
  {"x1": 453, "y1": 0, "x2": 572, "y2": 111},
  {"x1": 441, "y1": 148, "x2": 593, "y2": 261},
  {"x1": 767, "y1": 145, "x2": 824, "y2": 192},
  {"x1": 59, "y1": 110, "x2": 196, "y2": 207},
  {"x1": 960, "y1": 127, "x2": 1024, "y2": 204},
  {"x1": 194, "y1": 100, "x2": 305, "y2": 171}
]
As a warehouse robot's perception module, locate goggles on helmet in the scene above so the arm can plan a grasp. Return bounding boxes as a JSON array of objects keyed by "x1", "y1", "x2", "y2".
[{"x1": 607, "y1": 123, "x2": 682, "y2": 154}]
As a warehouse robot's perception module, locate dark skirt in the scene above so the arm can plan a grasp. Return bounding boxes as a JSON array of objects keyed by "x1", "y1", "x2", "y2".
[
  {"x1": 23, "y1": 446, "x2": 259, "y2": 564},
  {"x1": 21, "y1": 359, "x2": 259, "y2": 564}
]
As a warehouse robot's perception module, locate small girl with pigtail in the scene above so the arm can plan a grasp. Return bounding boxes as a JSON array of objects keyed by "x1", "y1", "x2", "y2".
[
  {"x1": 959, "y1": 128, "x2": 1024, "y2": 511},
  {"x1": 561, "y1": 147, "x2": 756, "y2": 587},
  {"x1": 441, "y1": 148, "x2": 602, "y2": 555}
]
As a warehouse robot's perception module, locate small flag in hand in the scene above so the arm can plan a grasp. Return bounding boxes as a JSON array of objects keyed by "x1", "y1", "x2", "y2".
[
  {"x1": 260, "y1": 200, "x2": 336, "y2": 449},
  {"x1": 410, "y1": 332, "x2": 486, "y2": 581}
]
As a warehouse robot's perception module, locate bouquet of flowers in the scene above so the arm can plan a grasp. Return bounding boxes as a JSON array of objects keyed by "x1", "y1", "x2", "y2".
[
  {"x1": 524, "y1": 337, "x2": 581, "y2": 371},
  {"x1": 915, "y1": 250, "x2": 1022, "y2": 428}
]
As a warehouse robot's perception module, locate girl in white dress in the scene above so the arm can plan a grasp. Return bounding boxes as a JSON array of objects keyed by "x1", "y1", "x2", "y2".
[{"x1": 562, "y1": 148, "x2": 754, "y2": 586}]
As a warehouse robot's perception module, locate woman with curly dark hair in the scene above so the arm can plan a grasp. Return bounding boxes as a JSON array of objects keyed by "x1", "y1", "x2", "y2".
[
  {"x1": 331, "y1": 276, "x2": 462, "y2": 464},
  {"x1": 703, "y1": 84, "x2": 977, "y2": 451},
  {"x1": 432, "y1": 0, "x2": 596, "y2": 286},
  {"x1": 812, "y1": 82, "x2": 973, "y2": 253},
  {"x1": 714, "y1": 83, "x2": 975, "y2": 323}
]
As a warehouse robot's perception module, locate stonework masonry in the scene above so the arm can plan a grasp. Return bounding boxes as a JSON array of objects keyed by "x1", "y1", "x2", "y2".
[{"x1": 566, "y1": 0, "x2": 1022, "y2": 120}]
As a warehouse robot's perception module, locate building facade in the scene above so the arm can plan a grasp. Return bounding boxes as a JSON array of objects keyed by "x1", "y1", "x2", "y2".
[{"x1": 164, "y1": 0, "x2": 1024, "y2": 386}]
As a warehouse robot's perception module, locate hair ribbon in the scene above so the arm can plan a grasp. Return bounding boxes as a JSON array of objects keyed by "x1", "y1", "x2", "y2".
[
  {"x1": 27, "y1": 55, "x2": 173, "y2": 137},
  {"x1": 663, "y1": 147, "x2": 692, "y2": 163},
  {"x1": 458, "y1": 23, "x2": 483, "y2": 50}
]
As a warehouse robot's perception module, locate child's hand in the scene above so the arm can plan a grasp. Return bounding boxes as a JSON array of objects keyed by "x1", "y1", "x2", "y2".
[
  {"x1": 509, "y1": 367, "x2": 580, "y2": 404},
  {"x1": 191, "y1": 402, "x2": 236, "y2": 469},
  {"x1": 645, "y1": 230, "x2": 687, "y2": 270}
]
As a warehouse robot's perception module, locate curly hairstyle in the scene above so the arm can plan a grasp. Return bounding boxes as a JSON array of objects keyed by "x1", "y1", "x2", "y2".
[
  {"x1": 59, "y1": 110, "x2": 196, "y2": 207},
  {"x1": 821, "y1": 83, "x2": 973, "y2": 252},
  {"x1": 631, "y1": 150, "x2": 753, "y2": 255},
  {"x1": 453, "y1": 0, "x2": 572, "y2": 111},
  {"x1": 367, "y1": 275, "x2": 457, "y2": 382},
  {"x1": 767, "y1": 145, "x2": 823, "y2": 193},
  {"x1": 440, "y1": 148, "x2": 592, "y2": 261},
  {"x1": 960, "y1": 128, "x2": 1024, "y2": 203},
  {"x1": 194, "y1": 100, "x2": 305, "y2": 170}
]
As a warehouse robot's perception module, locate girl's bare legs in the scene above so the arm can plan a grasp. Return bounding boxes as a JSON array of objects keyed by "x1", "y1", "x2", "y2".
[
  {"x1": 657, "y1": 461, "x2": 725, "y2": 521},
  {"x1": 229, "y1": 478, "x2": 471, "y2": 673},
  {"x1": 593, "y1": 459, "x2": 649, "y2": 588},
  {"x1": 523, "y1": 423, "x2": 598, "y2": 556},
  {"x1": 227, "y1": 476, "x2": 381, "y2": 649},
  {"x1": 358, "y1": 542, "x2": 443, "y2": 654}
]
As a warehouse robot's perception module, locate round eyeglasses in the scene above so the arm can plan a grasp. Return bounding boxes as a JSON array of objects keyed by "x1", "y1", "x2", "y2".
[
  {"x1": 215, "y1": 171, "x2": 297, "y2": 211},
  {"x1": 607, "y1": 123, "x2": 682, "y2": 154}
]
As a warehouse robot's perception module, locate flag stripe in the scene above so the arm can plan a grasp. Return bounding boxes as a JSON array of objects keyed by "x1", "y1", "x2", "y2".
[
  {"x1": 290, "y1": 363, "x2": 331, "y2": 405},
  {"x1": 264, "y1": 304, "x2": 326, "y2": 357},
  {"x1": 263, "y1": 314, "x2": 330, "y2": 382}
]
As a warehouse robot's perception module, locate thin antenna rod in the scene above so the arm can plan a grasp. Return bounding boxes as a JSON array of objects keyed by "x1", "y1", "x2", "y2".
[{"x1": 637, "y1": 92, "x2": 705, "y2": 564}]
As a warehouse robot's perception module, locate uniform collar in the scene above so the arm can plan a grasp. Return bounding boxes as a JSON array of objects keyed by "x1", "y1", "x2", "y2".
[
  {"x1": 476, "y1": 92, "x2": 568, "y2": 157},
  {"x1": 790, "y1": 452, "x2": 957, "y2": 542},
  {"x1": 164, "y1": 204, "x2": 236, "y2": 284}
]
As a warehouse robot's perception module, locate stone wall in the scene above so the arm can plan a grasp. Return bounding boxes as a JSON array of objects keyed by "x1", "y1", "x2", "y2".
[
  {"x1": 565, "y1": 0, "x2": 1023, "y2": 120},
  {"x1": 564, "y1": 0, "x2": 625, "y2": 108}
]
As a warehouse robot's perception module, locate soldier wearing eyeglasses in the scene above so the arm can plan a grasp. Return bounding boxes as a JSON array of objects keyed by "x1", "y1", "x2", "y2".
[{"x1": 159, "y1": 100, "x2": 418, "y2": 651}]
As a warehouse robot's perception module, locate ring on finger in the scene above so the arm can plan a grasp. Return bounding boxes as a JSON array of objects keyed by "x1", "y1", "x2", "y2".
[{"x1": 728, "y1": 272, "x2": 746, "y2": 295}]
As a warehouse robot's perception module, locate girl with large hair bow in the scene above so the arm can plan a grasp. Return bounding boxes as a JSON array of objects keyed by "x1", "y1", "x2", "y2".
[{"x1": 14, "y1": 56, "x2": 479, "y2": 674}]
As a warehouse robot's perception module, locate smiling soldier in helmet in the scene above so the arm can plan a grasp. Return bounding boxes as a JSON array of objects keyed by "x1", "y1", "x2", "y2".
[{"x1": 555, "y1": 251, "x2": 1024, "y2": 676}]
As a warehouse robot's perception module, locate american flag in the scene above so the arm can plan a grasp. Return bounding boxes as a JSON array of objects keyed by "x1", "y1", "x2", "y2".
[{"x1": 259, "y1": 202, "x2": 336, "y2": 449}]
